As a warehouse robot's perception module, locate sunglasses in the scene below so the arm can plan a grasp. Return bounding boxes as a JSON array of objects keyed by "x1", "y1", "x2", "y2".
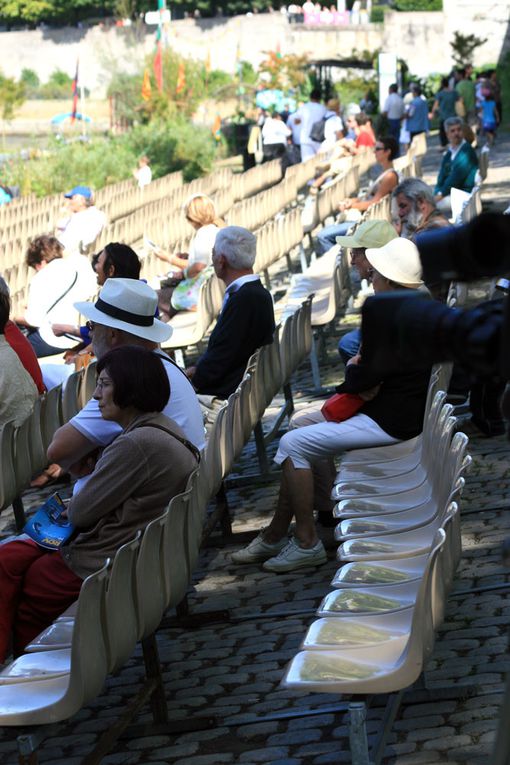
[{"x1": 374, "y1": 145, "x2": 385, "y2": 151}]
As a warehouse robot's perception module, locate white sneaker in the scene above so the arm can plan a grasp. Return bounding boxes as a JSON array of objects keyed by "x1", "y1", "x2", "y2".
[
  {"x1": 231, "y1": 531, "x2": 288, "y2": 564},
  {"x1": 262, "y1": 537, "x2": 327, "y2": 573}
]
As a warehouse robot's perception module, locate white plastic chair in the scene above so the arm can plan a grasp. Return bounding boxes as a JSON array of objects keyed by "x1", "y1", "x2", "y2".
[
  {"x1": 0, "y1": 562, "x2": 109, "y2": 725},
  {"x1": 281, "y1": 529, "x2": 446, "y2": 695}
]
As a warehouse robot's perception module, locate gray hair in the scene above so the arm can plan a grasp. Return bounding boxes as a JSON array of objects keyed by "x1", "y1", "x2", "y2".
[
  {"x1": 393, "y1": 177, "x2": 436, "y2": 207},
  {"x1": 215, "y1": 226, "x2": 256, "y2": 269},
  {"x1": 444, "y1": 116, "x2": 463, "y2": 131}
]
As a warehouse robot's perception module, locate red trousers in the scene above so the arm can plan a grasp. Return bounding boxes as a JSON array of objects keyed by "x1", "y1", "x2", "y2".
[{"x1": 0, "y1": 539, "x2": 83, "y2": 661}]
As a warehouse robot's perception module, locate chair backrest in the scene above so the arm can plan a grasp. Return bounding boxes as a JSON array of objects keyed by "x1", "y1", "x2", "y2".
[
  {"x1": 164, "y1": 473, "x2": 199, "y2": 607},
  {"x1": 65, "y1": 561, "x2": 110, "y2": 709},
  {"x1": 80, "y1": 360, "x2": 98, "y2": 408},
  {"x1": 0, "y1": 421, "x2": 17, "y2": 511},
  {"x1": 61, "y1": 371, "x2": 84, "y2": 423},
  {"x1": 28, "y1": 396, "x2": 47, "y2": 477},
  {"x1": 104, "y1": 535, "x2": 140, "y2": 673},
  {"x1": 40, "y1": 383, "x2": 64, "y2": 448},
  {"x1": 406, "y1": 528, "x2": 446, "y2": 665},
  {"x1": 135, "y1": 511, "x2": 169, "y2": 640}
]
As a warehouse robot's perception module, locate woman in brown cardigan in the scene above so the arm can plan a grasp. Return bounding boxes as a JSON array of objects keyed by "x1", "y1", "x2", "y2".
[{"x1": 0, "y1": 345, "x2": 198, "y2": 661}]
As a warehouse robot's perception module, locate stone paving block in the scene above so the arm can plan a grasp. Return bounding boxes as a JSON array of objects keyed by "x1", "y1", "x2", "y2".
[
  {"x1": 402, "y1": 701, "x2": 457, "y2": 718},
  {"x1": 422, "y1": 733, "x2": 472, "y2": 751},
  {"x1": 173, "y1": 754, "x2": 235, "y2": 765},
  {"x1": 236, "y1": 721, "x2": 281, "y2": 739},
  {"x1": 408, "y1": 726, "x2": 455, "y2": 743},
  {"x1": 174, "y1": 728, "x2": 230, "y2": 744},
  {"x1": 238, "y1": 747, "x2": 289, "y2": 762},
  {"x1": 287, "y1": 714, "x2": 335, "y2": 729},
  {"x1": 393, "y1": 715, "x2": 445, "y2": 731},
  {"x1": 268, "y1": 728, "x2": 323, "y2": 746},
  {"x1": 148, "y1": 742, "x2": 201, "y2": 758}
]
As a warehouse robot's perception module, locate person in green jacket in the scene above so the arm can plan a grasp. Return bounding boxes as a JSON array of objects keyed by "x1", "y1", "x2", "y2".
[
  {"x1": 434, "y1": 117, "x2": 478, "y2": 216},
  {"x1": 456, "y1": 65, "x2": 477, "y2": 128}
]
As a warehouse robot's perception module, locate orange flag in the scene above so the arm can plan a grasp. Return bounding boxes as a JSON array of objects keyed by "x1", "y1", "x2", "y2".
[
  {"x1": 154, "y1": 41, "x2": 163, "y2": 92},
  {"x1": 176, "y1": 62, "x2": 186, "y2": 95},
  {"x1": 141, "y1": 69, "x2": 152, "y2": 101}
]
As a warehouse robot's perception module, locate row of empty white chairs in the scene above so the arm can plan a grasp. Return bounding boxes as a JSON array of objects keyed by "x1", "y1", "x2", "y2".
[
  {"x1": 0, "y1": 299, "x2": 315, "y2": 761},
  {"x1": 281, "y1": 366, "x2": 472, "y2": 763}
]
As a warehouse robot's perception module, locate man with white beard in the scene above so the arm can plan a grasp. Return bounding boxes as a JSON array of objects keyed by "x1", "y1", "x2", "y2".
[{"x1": 392, "y1": 177, "x2": 450, "y2": 240}]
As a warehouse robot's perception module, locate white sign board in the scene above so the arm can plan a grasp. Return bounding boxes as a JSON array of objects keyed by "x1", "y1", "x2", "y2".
[
  {"x1": 378, "y1": 52, "x2": 398, "y2": 110},
  {"x1": 145, "y1": 9, "x2": 171, "y2": 24}
]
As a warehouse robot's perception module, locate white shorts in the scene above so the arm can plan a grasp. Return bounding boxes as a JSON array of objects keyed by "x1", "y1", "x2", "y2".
[{"x1": 274, "y1": 402, "x2": 400, "y2": 469}]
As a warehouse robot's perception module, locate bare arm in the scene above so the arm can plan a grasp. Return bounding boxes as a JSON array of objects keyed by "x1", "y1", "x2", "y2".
[
  {"x1": 186, "y1": 261, "x2": 206, "y2": 279},
  {"x1": 350, "y1": 172, "x2": 398, "y2": 212},
  {"x1": 47, "y1": 422, "x2": 98, "y2": 471}
]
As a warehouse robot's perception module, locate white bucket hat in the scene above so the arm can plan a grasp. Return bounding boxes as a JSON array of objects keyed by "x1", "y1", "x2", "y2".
[
  {"x1": 75, "y1": 278, "x2": 172, "y2": 343},
  {"x1": 365, "y1": 238, "x2": 424, "y2": 288}
]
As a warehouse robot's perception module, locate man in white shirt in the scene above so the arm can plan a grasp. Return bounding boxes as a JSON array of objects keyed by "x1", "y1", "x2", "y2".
[
  {"x1": 47, "y1": 279, "x2": 206, "y2": 480},
  {"x1": 133, "y1": 156, "x2": 152, "y2": 189},
  {"x1": 56, "y1": 186, "x2": 106, "y2": 255},
  {"x1": 382, "y1": 84, "x2": 404, "y2": 149},
  {"x1": 293, "y1": 89, "x2": 327, "y2": 162}
]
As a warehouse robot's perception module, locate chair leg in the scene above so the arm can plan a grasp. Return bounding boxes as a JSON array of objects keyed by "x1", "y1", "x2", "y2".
[
  {"x1": 217, "y1": 483, "x2": 232, "y2": 538},
  {"x1": 309, "y1": 335, "x2": 322, "y2": 390},
  {"x1": 299, "y1": 243, "x2": 308, "y2": 272},
  {"x1": 263, "y1": 269, "x2": 271, "y2": 290},
  {"x1": 142, "y1": 634, "x2": 168, "y2": 725},
  {"x1": 254, "y1": 421, "x2": 270, "y2": 475},
  {"x1": 348, "y1": 702, "x2": 370, "y2": 765},
  {"x1": 12, "y1": 496, "x2": 26, "y2": 532}
]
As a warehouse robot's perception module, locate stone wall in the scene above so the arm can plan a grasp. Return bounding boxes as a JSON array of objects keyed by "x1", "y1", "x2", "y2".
[{"x1": 0, "y1": 5, "x2": 508, "y2": 98}]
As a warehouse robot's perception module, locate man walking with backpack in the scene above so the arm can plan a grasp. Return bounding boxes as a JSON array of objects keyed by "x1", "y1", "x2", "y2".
[{"x1": 292, "y1": 89, "x2": 327, "y2": 162}]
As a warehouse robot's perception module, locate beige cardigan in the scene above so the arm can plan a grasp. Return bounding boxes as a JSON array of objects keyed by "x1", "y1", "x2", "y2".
[{"x1": 61, "y1": 412, "x2": 198, "y2": 579}]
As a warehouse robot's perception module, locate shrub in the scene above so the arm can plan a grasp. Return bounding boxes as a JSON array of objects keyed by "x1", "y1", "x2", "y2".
[
  {"x1": 370, "y1": 5, "x2": 386, "y2": 22},
  {"x1": 2, "y1": 116, "x2": 216, "y2": 196},
  {"x1": 393, "y1": 0, "x2": 442, "y2": 9}
]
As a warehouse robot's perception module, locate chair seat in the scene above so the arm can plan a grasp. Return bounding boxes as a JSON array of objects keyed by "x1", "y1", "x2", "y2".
[
  {"x1": 333, "y1": 481, "x2": 434, "y2": 516},
  {"x1": 317, "y1": 580, "x2": 420, "y2": 617},
  {"x1": 24, "y1": 620, "x2": 74, "y2": 652},
  {"x1": 0, "y1": 648, "x2": 71, "y2": 684},
  {"x1": 338, "y1": 523, "x2": 438, "y2": 562},
  {"x1": 164, "y1": 312, "x2": 202, "y2": 348},
  {"x1": 302, "y1": 611, "x2": 413, "y2": 650},
  {"x1": 281, "y1": 639, "x2": 416, "y2": 694},
  {"x1": 340, "y1": 436, "x2": 422, "y2": 466},
  {"x1": 0, "y1": 675, "x2": 74, "y2": 725},
  {"x1": 330, "y1": 554, "x2": 430, "y2": 588},
  {"x1": 333, "y1": 470, "x2": 429, "y2": 500},
  {"x1": 335, "y1": 501, "x2": 438, "y2": 540}
]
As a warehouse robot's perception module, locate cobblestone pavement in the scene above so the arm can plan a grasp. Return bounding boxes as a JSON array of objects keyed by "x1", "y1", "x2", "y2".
[{"x1": 0, "y1": 134, "x2": 509, "y2": 765}]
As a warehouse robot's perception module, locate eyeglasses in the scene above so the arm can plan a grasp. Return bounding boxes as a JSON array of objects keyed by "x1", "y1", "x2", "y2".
[
  {"x1": 374, "y1": 145, "x2": 385, "y2": 151},
  {"x1": 95, "y1": 376, "x2": 113, "y2": 391}
]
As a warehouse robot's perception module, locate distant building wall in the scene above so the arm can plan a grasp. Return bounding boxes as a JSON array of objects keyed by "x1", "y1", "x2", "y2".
[{"x1": 0, "y1": 6, "x2": 508, "y2": 98}]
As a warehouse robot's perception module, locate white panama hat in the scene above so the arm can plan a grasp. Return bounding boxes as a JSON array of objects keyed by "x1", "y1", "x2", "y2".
[
  {"x1": 75, "y1": 278, "x2": 172, "y2": 343},
  {"x1": 365, "y1": 238, "x2": 424, "y2": 288}
]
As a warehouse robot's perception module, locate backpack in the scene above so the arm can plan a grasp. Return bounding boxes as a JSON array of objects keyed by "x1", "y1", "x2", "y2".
[{"x1": 309, "y1": 117, "x2": 327, "y2": 144}]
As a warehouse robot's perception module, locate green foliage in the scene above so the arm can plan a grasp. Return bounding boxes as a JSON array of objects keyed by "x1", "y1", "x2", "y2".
[
  {"x1": 107, "y1": 71, "x2": 145, "y2": 126},
  {"x1": 2, "y1": 116, "x2": 216, "y2": 196},
  {"x1": 20, "y1": 68, "x2": 40, "y2": 98},
  {"x1": 450, "y1": 31, "x2": 488, "y2": 67},
  {"x1": 0, "y1": 71, "x2": 25, "y2": 120},
  {"x1": 39, "y1": 69, "x2": 73, "y2": 99},
  {"x1": 370, "y1": 5, "x2": 386, "y2": 22},
  {"x1": 334, "y1": 73, "x2": 378, "y2": 110},
  {"x1": 393, "y1": 0, "x2": 442, "y2": 9},
  {"x1": 0, "y1": 0, "x2": 54, "y2": 23}
]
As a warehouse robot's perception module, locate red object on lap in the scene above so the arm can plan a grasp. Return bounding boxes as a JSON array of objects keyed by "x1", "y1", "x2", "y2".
[{"x1": 321, "y1": 393, "x2": 364, "y2": 423}]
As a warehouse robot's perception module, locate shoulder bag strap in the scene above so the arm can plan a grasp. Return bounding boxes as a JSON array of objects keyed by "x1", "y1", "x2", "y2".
[
  {"x1": 46, "y1": 271, "x2": 78, "y2": 316},
  {"x1": 153, "y1": 350, "x2": 191, "y2": 382},
  {"x1": 140, "y1": 422, "x2": 201, "y2": 463}
]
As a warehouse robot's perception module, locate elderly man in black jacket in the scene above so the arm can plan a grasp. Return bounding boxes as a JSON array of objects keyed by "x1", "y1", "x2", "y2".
[{"x1": 187, "y1": 226, "x2": 275, "y2": 400}]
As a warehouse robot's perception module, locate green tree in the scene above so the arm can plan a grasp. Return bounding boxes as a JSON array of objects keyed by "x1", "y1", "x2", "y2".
[
  {"x1": 393, "y1": 0, "x2": 442, "y2": 9},
  {"x1": 0, "y1": 71, "x2": 25, "y2": 120},
  {"x1": 0, "y1": 0, "x2": 54, "y2": 23},
  {"x1": 450, "y1": 31, "x2": 488, "y2": 68}
]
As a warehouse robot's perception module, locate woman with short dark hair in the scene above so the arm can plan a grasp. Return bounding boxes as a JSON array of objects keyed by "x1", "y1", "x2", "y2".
[
  {"x1": 16, "y1": 234, "x2": 96, "y2": 358},
  {"x1": 0, "y1": 345, "x2": 199, "y2": 661}
]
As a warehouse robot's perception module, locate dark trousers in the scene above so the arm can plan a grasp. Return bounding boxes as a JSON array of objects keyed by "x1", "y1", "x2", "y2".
[{"x1": 27, "y1": 328, "x2": 68, "y2": 358}]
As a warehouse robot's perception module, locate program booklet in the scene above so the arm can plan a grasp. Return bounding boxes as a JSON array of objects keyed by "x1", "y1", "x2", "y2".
[{"x1": 23, "y1": 492, "x2": 75, "y2": 550}]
